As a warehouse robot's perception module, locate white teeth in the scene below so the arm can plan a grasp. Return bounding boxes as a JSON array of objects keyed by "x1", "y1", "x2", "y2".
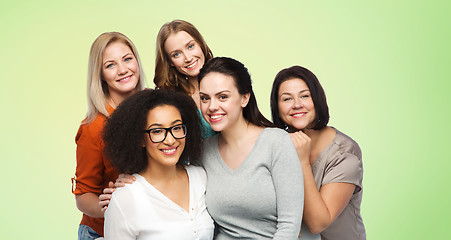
[
  {"x1": 186, "y1": 60, "x2": 197, "y2": 68},
  {"x1": 118, "y1": 76, "x2": 130, "y2": 82},
  {"x1": 293, "y1": 113, "x2": 305, "y2": 117},
  {"x1": 210, "y1": 115, "x2": 223, "y2": 119},
  {"x1": 162, "y1": 148, "x2": 176, "y2": 154}
]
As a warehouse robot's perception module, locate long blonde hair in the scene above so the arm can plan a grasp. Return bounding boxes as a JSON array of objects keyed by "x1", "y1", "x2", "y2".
[
  {"x1": 154, "y1": 20, "x2": 213, "y2": 94},
  {"x1": 85, "y1": 32, "x2": 145, "y2": 123}
]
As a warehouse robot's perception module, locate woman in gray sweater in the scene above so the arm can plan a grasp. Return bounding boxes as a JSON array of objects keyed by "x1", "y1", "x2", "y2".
[
  {"x1": 198, "y1": 57, "x2": 304, "y2": 239},
  {"x1": 101, "y1": 58, "x2": 305, "y2": 239},
  {"x1": 270, "y1": 66, "x2": 366, "y2": 240}
]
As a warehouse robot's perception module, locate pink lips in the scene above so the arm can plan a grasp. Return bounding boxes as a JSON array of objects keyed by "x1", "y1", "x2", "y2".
[
  {"x1": 185, "y1": 60, "x2": 198, "y2": 70},
  {"x1": 160, "y1": 146, "x2": 178, "y2": 156},
  {"x1": 291, "y1": 112, "x2": 306, "y2": 118},
  {"x1": 117, "y1": 75, "x2": 132, "y2": 82},
  {"x1": 208, "y1": 114, "x2": 224, "y2": 123}
]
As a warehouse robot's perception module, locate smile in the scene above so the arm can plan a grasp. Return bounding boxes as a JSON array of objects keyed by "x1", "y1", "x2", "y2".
[
  {"x1": 185, "y1": 60, "x2": 198, "y2": 70},
  {"x1": 291, "y1": 112, "x2": 306, "y2": 118},
  {"x1": 117, "y1": 75, "x2": 133, "y2": 82},
  {"x1": 209, "y1": 114, "x2": 224, "y2": 122},
  {"x1": 160, "y1": 146, "x2": 178, "y2": 155}
]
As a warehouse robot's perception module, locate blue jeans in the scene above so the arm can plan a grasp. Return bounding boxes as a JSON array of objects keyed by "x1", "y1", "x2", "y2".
[{"x1": 78, "y1": 224, "x2": 102, "y2": 240}]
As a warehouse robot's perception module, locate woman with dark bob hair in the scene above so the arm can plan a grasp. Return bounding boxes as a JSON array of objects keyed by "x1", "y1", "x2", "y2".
[
  {"x1": 198, "y1": 57, "x2": 304, "y2": 239},
  {"x1": 270, "y1": 66, "x2": 366, "y2": 240},
  {"x1": 102, "y1": 89, "x2": 214, "y2": 239}
]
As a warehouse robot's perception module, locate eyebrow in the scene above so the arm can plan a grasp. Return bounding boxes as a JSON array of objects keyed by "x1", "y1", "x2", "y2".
[
  {"x1": 169, "y1": 40, "x2": 196, "y2": 55},
  {"x1": 103, "y1": 53, "x2": 133, "y2": 65},
  {"x1": 199, "y1": 90, "x2": 231, "y2": 96},
  {"x1": 147, "y1": 119, "x2": 182, "y2": 129}
]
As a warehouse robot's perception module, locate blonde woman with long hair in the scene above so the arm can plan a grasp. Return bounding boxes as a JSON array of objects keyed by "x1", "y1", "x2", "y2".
[{"x1": 71, "y1": 32, "x2": 145, "y2": 239}]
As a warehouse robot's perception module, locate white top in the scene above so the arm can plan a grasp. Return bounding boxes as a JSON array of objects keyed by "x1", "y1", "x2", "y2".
[{"x1": 104, "y1": 165, "x2": 214, "y2": 240}]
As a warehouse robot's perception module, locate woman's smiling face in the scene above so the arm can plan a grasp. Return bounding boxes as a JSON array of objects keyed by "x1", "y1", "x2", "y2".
[
  {"x1": 278, "y1": 78, "x2": 316, "y2": 131},
  {"x1": 164, "y1": 31, "x2": 205, "y2": 78}
]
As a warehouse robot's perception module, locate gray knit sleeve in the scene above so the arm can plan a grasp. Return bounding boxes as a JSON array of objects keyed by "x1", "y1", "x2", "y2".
[{"x1": 269, "y1": 129, "x2": 304, "y2": 239}]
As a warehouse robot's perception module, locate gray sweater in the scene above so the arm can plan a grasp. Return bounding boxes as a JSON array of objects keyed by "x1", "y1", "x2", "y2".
[{"x1": 202, "y1": 128, "x2": 303, "y2": 240}]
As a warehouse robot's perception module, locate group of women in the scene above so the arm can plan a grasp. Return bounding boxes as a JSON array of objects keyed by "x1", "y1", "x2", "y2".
[{"x1": 72, "y1": 20, "x2": 366, "y2": 240}]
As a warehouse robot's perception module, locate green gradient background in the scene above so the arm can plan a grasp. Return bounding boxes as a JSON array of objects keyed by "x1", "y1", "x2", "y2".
[{"x1": 1, "y1": 0, "x2": 450, "y2": 239}]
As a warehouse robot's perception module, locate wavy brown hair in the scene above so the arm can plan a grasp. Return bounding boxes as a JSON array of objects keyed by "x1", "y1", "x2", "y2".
[{"x1": 154, "y1": 20, "x2": 213, "y2": 94}]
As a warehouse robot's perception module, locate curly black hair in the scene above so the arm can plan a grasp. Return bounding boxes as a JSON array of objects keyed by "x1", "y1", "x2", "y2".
[{"x1": 103, "y1": 89, "x2": 203, "y2": 174}]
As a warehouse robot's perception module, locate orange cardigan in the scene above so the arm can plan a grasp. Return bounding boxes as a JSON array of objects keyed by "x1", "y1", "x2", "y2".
[{"x1": 72, "y1": 105, "x2": 119, "y2": 236}]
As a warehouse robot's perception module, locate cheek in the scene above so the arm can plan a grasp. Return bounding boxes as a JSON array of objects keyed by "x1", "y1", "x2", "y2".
[
  {"x1": 172, "y1": 58, "x2": 184, "y2": 68},
  {"x1": 278, "y1": 103, "x2": 289, "y2": 116}
]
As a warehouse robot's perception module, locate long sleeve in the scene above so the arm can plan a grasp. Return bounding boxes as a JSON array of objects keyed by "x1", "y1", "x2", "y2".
[
  {"x1": 271, "y1": 131, "x2": 304, "y2": 239},
  {"x1": 104, "y1": 194, "x2": 135, "y2": 240}
]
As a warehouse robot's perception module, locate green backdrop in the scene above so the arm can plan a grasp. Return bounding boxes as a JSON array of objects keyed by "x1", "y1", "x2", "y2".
[{"x1": 1, "y1": 0, "x2": 450, "y2": 239}]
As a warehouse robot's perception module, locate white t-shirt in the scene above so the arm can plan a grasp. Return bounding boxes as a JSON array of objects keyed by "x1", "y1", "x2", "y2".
[{"x1": 104, "y1": 165, "x2": 214, "y2": 240}]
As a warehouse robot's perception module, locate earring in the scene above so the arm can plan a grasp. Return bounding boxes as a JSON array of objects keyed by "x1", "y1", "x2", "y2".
[
  {"x1": 284, "y1": 124, "x2": 289, "y2": 132},
  {"x1": 174, "y1": 73, "x2": 179, "y2": 87},
  {"x1": 184, "y1": 157, "x2": 191, "y2": 165}
]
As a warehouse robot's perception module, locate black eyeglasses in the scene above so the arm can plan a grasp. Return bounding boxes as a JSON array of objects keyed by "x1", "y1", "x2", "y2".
[{"x1": 144, "y1": 124, "x2": 187, "y2": 143}]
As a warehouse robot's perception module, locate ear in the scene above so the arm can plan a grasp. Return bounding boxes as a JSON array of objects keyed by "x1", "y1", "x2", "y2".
[{"x1": 241, "y1": 92, "x2": 251, "y2": 108}]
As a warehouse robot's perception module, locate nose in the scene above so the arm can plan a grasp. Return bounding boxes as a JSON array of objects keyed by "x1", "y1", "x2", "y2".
[
  {"x1": 292, "y1": 98, "x2": 302, "y2": 109},
  {"x1": 184, "y1": 51, "x2": 193, "y2": 63},
  {"x1": 163, "y1": 131, "x2": 176, "y2": 145},
  {"x1": 117, "y1": 62, "x2": 128, "y2": 75},
  {"x1": 208, "y1": 99, "x2": 219, "y2": 112}
]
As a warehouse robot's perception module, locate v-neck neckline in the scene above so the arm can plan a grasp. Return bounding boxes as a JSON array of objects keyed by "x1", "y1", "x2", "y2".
[
  {"x1": 213, "y1": 128, "x2": 267, "y2": 174},
  {"x1": 136, "y1": 166, "x2": 192, "y2": 213}
]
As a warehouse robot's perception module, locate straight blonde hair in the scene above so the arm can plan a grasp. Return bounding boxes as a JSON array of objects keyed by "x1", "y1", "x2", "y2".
[{"x1": 85, "y1": 32, "x2": 145, "y2": 123}]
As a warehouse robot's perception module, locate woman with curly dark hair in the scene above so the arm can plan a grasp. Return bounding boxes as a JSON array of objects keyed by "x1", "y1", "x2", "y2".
[{"x1": 102, "y1": 89, "x2": 214, "y2": 239}]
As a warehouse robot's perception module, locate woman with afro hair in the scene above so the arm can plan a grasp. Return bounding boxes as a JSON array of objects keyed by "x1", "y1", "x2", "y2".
[{"x1": 102, "y1": 89, "x2": 214, "y2": 240}]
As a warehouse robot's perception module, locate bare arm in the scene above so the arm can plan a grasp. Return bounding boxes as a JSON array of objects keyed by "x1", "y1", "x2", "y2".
[
  {"x1": 291, "y1": 131, "x2": 355, "y2": 234},
  {"x1": 76, "y1": 193, "x2": 105, "y2": 218}
]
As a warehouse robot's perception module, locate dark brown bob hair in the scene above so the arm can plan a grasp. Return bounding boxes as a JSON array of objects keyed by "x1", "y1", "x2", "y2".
[{"x1": 270, "y1": 66, "x2": 329, "y2": 131}]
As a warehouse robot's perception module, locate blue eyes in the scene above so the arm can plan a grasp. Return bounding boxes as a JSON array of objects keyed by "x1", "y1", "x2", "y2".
[
  {"x1": 171, "y1": 43, "x2": 196, "y2": 58},
  {"x1": 105, "y1": 57, "x2": 134, "y2": 69}
]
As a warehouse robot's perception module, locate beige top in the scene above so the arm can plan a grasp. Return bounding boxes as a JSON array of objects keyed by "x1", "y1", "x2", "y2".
[{"x1": 310, "y1": 128, "x2": 366, "y2": 240}]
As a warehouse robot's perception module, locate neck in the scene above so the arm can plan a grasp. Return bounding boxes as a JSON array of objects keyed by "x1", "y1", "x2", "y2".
[
  {"x1": 108, "y1": 89, "x2": 136, "y2": 108},
  {"x1": 219, "y1": 115, "x2": 253, "y2": 146},
  {"x1": 140, "y1": 160, "x2": 180, "y2": 184},
  {"x1": 304, "y1": 128, "x2": 320, "y2": 145},
  {"x1": 188, "y1": 77, "x2": 199, "y2": 93}
]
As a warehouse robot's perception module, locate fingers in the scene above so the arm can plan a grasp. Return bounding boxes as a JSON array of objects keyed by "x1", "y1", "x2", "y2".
[
  {"x1": 290, "y1": 131, "x2": 311, "y2": 148},
  {"x1": 115, "y1": 174, "x2": 136, "y2": 187},
  {"x1": 101, "y1": 204, "x2": 108, "y2": 213}
]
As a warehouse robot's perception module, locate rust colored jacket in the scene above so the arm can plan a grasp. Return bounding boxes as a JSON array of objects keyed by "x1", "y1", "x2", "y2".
[{"x1": 72, "y1": 106, "x2": 119, "y2": 236}]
